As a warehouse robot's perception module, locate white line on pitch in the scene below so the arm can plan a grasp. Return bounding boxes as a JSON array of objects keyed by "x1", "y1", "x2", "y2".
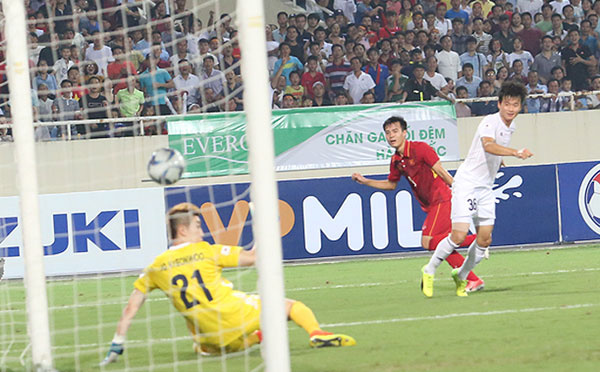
[
  {"x1": 1, "y1": 267, "x2": 599, "y2": 314},
  {"x1": 46, "y1": 303, "x2": 598, "y2": 352},
  {"x1": 320, "y1": 303, "x2": 599, "y2": 328}
]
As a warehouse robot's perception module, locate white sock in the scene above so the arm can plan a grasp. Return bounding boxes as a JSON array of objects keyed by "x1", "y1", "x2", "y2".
[
  {"x1": 457, "y1": 241, "x2": 487, "y2": 280},
  {"x1": 424, "y1": 236, "x2": 458, "y2": 274}
]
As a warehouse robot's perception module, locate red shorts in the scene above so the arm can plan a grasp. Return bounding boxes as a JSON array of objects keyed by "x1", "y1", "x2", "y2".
[{"x1": 421, "y1": 201, "x2": 452, "y2": 239}]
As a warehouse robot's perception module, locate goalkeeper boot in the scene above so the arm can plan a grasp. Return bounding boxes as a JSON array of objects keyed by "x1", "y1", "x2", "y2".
[
  {"x1": 421, "y1": 265, "x2": 434, "y2": 298},
  {"x1": 451, "y1": 268, "x2": 468, "y2": 297},
  {"x1": 309, "y1": 330, "x2": 356, "y2": 348},
  {"x1": 466, "y1": 278, "x2": 485, "y2": 293}
]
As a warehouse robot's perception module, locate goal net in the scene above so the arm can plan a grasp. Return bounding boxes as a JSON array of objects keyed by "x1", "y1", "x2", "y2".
[{"x1": 0, "y1": 0, "x2": 289, "y2": 371}]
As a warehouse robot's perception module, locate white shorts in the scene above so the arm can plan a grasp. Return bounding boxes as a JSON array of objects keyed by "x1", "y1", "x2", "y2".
[{"x1": 451, "y1": 182, "x2": 495, "y2": 226}]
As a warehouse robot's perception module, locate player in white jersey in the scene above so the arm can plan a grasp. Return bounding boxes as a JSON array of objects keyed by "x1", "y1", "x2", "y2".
[{"x1": 420, "y1": 82, "x2": 533, "y2": 297}]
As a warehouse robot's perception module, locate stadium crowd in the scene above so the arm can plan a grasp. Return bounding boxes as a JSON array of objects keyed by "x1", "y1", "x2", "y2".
[{"x1": 1, "y1": 0, "x2": 600, "y2": 140}]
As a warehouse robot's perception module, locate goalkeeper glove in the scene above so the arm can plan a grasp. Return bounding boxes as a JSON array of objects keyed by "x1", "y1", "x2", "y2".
[{"x1": 99, "y1": 342, "x2": 124, "y2": 366}]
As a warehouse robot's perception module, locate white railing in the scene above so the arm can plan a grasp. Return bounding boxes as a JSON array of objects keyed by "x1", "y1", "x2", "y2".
[{"x1": 1, "y1": 89, "x2": 598, "y2": 141}]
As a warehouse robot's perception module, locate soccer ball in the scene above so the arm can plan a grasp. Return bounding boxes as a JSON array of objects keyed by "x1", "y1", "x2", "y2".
[{"x1": 147, "y1": 148, "x2": 186, "y2": 185}]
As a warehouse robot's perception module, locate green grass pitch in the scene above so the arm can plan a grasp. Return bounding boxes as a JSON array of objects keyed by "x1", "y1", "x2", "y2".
[{"x1": 1, "y1": 245, "x2": 599, "y2": 371}]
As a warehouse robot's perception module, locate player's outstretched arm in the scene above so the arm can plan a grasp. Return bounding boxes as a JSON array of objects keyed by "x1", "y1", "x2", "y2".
[
  {"x1": 351, "y1": 173, "x2": 397, "y2": 190},
  {"x1": 100, "y1": 289, "x2": 147, "y2": 366},
  {"x1": 238, "y1": 245, "x2": 256, "y2": 267},
  {"x1": 481, "y1": 137, "x2": 533, "y2": 159}
]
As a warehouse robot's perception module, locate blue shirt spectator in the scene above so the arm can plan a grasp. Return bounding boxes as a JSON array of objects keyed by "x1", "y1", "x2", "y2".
[
  {"x1": 362, "y1": 61, "x2": 390, "y2": 102},
  {"x1": 139, "y1": 67, "x2": 172, "y2": 106},
  {"x1": 273, "y1": 44, "x2": 305, "y2": 85}
]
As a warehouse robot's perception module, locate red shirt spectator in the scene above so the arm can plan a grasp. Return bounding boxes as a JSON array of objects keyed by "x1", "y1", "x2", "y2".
[{"x1": 301, "y1": 56, "x2": 326, "y2": 98}]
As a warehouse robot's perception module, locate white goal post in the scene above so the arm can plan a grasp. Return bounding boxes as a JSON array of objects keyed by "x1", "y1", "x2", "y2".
[
  {"x1": 1, "y1": 0, "x2": 53, "y2": 370},
  {"x1": 237, "y1": 0, "x2": 291, "y2": 371}
]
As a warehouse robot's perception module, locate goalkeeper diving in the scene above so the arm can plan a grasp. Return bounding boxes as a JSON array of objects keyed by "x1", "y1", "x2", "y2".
[{"x1": 101, "y1": 202, "x2": 355, "y2": 365}]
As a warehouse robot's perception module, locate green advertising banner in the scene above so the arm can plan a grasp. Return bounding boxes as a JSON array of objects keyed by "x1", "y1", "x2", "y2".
[{"x1": 167, "y1": 101, "x2": 458, "y2": 178}]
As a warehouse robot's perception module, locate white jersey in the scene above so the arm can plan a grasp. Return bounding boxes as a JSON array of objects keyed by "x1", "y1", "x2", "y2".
[{"x1": 455, "y1": 112, "x2": 516, "y2": 188}]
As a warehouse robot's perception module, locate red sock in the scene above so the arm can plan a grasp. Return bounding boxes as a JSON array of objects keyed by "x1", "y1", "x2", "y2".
[
  {"x1": 460, "y1": 234, "x2": 477, "y2": 248},
  {"x1": 446, "y1": 251, "x2": 480, "y2": 281}
]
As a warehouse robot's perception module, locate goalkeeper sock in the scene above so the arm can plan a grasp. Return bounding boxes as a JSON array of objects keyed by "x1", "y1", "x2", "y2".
[{"x1": 289, "y1": 301, "x2": 321, "y2": 335}]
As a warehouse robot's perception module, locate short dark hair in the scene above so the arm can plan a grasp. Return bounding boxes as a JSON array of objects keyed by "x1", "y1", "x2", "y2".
[
  {"x1": 456, "y1": 86, "x2": 468, "y2": 94},
  {"x1": 462, "y1": 63, "x2": 474, "y2": 70},
  {"x1": 498, "y1": 81, "x2": 527, "y2": 104},
  {"x1": 383, "y1": 116, "x2": 407, "y2": 131}
]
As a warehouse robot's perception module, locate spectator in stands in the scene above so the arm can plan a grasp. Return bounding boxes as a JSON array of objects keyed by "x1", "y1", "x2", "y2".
[
  {"x1": 456, "y1": 63, "x2": 483, "y2": 98},
  {"x1": 470, "y1": 81, "x2": 498, "y2": 116},
  {"x1": 532, "y1": 35, "x2": 562, "y2": 84},
  {"x1": 446, "y1": 0, "x2": 469, "y2": 23},
  {"x1": 38, "y1": 32, "x2": 60, "y2": 70},
  {"x1": 360, "y1": 91, "x2": 376, "y2": 104},
  {"x1": 107, "y1": 45, "x2": 137, "y2": 95},
  {"x1": 472, "y1": 17, "x2": 492, "y2": 55},
  {"x1": 67, "y1": 66, "x2": 85, "y2": 100},
  {"x1": 580, "y1": 20, "x2": 598, "y2": 57},
  {"x1": 139, "y1": 53, "x2": 175, "y2": 116},
  {"x1": 508, "y1": 37, "x2": 535, "y2": 75},
  {"x1": 509, "y1": 60, "x2": 528, "y2": 84},
  {"x1": 285, "y1": 26, "x2": 305, "y2": 63},
  {"x1": 493, "y1": 14, "x2": 516, "y2": 53},
  {"x1": 305, "y1": 42, "x2": 328, "y2": 73},
  {"x1": 273, "y1": 43, "x2": 304, "y2": 85},
  {"x1": 302, "y1": 56, "x2": 326, "y2": 99},
  {"x1": 273, "y1": 11, "x2": 288, "y2": 43},
  {"x1": 52, "y1": 79, "x2": 81, "y2": 138},
  {"x1": 139, "y1": 44, "x2": 172, "y2": 73},
  {"x1": 281, "y1": 93, "x2": 297, "y2": 109},
  {"x1": 450, "y1": 18, "x2": 468, "y2": 55},
  {"x1": 284, "y1": 71, "x2": 304, "y2": 102},
  {"x1": 561, "y1": 28, "x2": 596, "y2": 91},
  {"x1": 487, "y1": 38, "x2": 509, "y2": 72},
  {"x1": 201, "y1": 55, "x2": 225, "y2": 97},
  {"x1": 85, "y1": 30, "x2": 115, "y2": 76},
  {"x1": 113, "y1": 76, "x2": 144, "y2": 135},
  {"x1": 169, "y1": 39, "x2": 196, "y2": 77},
  {"x1": 583, "y1": 75, "x2": 600, "y2": 109},
  {"x1": 400, "y1": 63, "x2": 454, "y2": 102},
  {"x1": 540, "y1": 78, "x2": 568, "y2": 111},
  {"x1": 36, "y1": 84, "x2": 54, "y2": 123},
  {"x1": 460, "y1": 37, "x2": 487, "y2": 79},
  {"x1": 344, "y1": 56, "x2": 376, "y2": 104},
  {"x1": 334, "y1": 91, "x2": 351, "y2": 105},
  {"x1": 79, "y1": 75, "x2": 110, "y2": 139},
  {"x1": 435, "y1": 3, "x2": 452, "y2": 35},
  {"x1": 518, "y1": 12, "x2": 544, "y2": 57},
  {"x1": 536, "y1": 4, "x2": 554, "y2": 32},
  {"x1": 548, "y1": 13, "x2": 568, "y2": 41},
  {"x1": 424, "y1": 56, "x2": 448, "y2": 91},
  {"x1": 525, "y1": 70, "x2": 547, "y2": 113},
  {"x1": 455, "y1": 85, "x2": 472, "y2": 117},
  {"x1": 224, "y1": 70, "x2": 243, "y2": 111},
  {"x1": 436, "y1": 35, "x2": 461, "y2": 82},
  {"x1": 172, "y1": 59, "x2": 201, "y2": 113},
  {"x1": 362, "y1": 48, "x2": 389, "y2": 102},
  {"x1": 312, "y1": 81, "x2": 333, "y2": 106},
  {"x1": 33, "y1": 59, "x2": 58, "y2": 97},
  {"x1": 220, "y1": 43, "x2": 240, "y2": 76},
  {"x1": 385, "y1": 59, "x2": 407, "y2": 102}
]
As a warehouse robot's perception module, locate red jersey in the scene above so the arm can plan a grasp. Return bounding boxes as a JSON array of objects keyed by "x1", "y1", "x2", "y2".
[{"x1": 387, "y1": 141, "x2": 451, "y2": 211}]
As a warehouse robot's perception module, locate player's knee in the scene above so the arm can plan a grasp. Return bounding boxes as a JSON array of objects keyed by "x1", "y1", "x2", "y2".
[
  {"x1": 421, "y1": 236, "x2": 431, "y2": 250},
  {"x1": 450, "y1": 230, "x2": 467, "y2": 245},
  {"x1": 477, "y1": 235, "x2": 492, "y2": 247}
]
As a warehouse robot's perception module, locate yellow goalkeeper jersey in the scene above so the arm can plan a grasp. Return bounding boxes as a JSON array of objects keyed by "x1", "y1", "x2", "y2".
[{"x1": 134, "y1": 241, "x2": 259, "y2": 347}]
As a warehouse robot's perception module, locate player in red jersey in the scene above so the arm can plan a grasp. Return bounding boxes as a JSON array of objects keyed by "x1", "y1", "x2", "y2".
[{"x1": 352, "y1": 116, "x2": 484, "y2": 293}]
